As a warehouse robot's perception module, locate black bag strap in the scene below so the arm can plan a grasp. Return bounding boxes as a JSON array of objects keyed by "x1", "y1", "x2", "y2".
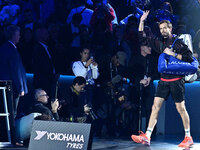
[
  {"x1": 171, "y1": 35, "x2": 179, "y2": 49},
  {"x1": 159, "y1": 35, "x2": 179, "y2": 53},
  {"x1": 159, "y1": 41, "x2": 163, "y2": 53}
]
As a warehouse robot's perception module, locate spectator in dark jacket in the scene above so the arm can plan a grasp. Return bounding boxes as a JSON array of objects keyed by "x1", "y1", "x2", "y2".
[{"x1": 31, "y1": 88, "x2": 59, "y2": 121}]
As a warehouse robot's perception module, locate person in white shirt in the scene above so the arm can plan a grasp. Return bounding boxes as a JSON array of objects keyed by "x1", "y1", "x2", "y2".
[
  {"x1": 72, "y1": 47, "x2": 99, "y2": 106},
  {"x1": 72, "y1": 47, "x2": 99, "y2": 85}
]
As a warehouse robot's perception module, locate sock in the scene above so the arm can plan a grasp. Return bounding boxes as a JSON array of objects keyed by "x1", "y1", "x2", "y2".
[
  {"x1": 146, "y1": 128, "x2": 153, "y2": 139},
  {"x1": 185, "y1": 128, "x2": 191, "y2": 137}
]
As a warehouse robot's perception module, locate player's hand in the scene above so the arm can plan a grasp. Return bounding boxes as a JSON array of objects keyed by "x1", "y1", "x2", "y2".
[
  {"x1": 163, "y1": 47, "x2": 174, "y2": 56},
  {"x1": 140, "y1": 10, "x2": 150, "y2": 22},
  {"x1": 144, "y1": 77, "x2": 151, "y2": 87},
  {"x1": 140, "y1": 79, "x2": 148, "y2": 85}
]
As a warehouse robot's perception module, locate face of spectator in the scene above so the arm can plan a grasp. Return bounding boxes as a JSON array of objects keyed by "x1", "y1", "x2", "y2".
[
  {"x1": 159, "y1": 23, "x2": 172, "y2": 38},
  {"x1": 80, "y1": 49, "x2": 90, "y2": 62},
  {"x1": 38, "y1": 90, "x2": 49, "y2": 104},
  {"x1": 141, "y1": 45, "x2": 151, "y2": 55},
  {"x1": 12, "y1": 30, "x2": 20, "y2": 45},
  {"x1": 74, "y1": 83, "x2": 85, "y2": 93},
  {"x1": 111, "y1": 55, "x2": 119, "y2": 66}
]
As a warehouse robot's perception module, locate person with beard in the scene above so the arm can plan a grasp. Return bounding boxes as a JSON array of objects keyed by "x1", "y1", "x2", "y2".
[{"x1": 131, "y1": 11, "x2": 194, "y2": 148}]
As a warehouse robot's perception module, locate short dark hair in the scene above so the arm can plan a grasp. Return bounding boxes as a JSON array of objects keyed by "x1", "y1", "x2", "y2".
[
  {"x1": 4, "y1": 25, "x2": 20, "y2": 40},
  {"x1": 140, "y1": 40, "x2": 150, "y2": 47},
  {"x1": 159, "y1": 20, "x2": 172, "y2": 29},
  {"x1": 80, "y1": 47, "x2": 90, "y2": 53},
  {"x1": 73, "y1": 76, "x2": 86, "y2": 86}
]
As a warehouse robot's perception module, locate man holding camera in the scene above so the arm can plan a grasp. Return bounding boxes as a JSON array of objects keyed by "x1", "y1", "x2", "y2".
[
  {"x1": 58, "y1": 76, "x2": 95, "y2": 150},
  {"x1": 59, "y1": 76, "x2": 95, "y2": 123}
]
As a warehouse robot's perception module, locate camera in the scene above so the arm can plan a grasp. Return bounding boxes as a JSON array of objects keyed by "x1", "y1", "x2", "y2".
[
  {"x1": 89, "y1": 109, "x2": 98, "y2": 120},
  {"x1": 85, "y1": 104, "x2": 98, "y2": 120}
]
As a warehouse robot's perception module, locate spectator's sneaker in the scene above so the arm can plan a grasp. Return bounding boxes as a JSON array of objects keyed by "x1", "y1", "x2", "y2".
[
  {"x1": 178, "y1": 136, "x2": 194, "y2": 148},
  {"x1": 131, "y1": 131, "x2": 151, "y2": 146}
]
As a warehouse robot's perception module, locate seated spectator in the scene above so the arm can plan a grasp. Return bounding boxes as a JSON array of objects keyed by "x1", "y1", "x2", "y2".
[
  {"x1": 31, "y1": 88, "x2": 59, "y2": 121},
  {"x1": 59, "y1": 76, "x2": 95, "y2": 122},
  {"x1": 72, "y1": 47, "x2": 99, "y2": 85},
  {"x1": 59, "y1": 76, "x2": 95, "y2": 150}
]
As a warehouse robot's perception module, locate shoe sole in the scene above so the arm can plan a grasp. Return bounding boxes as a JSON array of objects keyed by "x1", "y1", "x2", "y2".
[
  {"x1": 178, "y1": 143, "x2": 194, "y2": 148},
  {"x1": 142, "y1": 139, "x2": 150, "y2": 146}
]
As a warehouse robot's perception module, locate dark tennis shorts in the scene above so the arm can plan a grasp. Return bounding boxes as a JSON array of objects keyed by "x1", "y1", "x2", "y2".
[{"x1": 155, "y1": 79, "x2": 185, "y2": 103}]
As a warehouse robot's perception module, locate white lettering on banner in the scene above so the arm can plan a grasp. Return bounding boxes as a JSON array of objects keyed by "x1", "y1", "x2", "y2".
[
  {"x1": 46, "y1": 132, "x2": 84, "y2": 142},
  {"x1": 34, "y1": 130, "x2": 86, "y2": 149},
  {"x1": 34, "y1": 131, "x2": 47, "y2": 140},
  {"x1": 66, "y1": 143, "x2": 83, "y2": 149}
]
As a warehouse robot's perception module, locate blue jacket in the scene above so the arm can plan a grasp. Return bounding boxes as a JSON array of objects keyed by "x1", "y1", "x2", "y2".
[{"x1": 0, "y1": 41, "x2": 28, "y2": 95}]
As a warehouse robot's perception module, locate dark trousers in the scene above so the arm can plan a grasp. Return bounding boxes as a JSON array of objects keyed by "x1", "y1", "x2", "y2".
[{"x1": 13, "y1": 93, "x2": 20, "y2": 119}]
